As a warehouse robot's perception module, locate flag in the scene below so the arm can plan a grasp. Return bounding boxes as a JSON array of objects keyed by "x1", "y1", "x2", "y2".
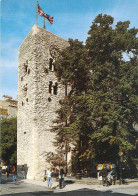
[{"x1": 37, "y1": 3, "x2": 53, "y2": 24}]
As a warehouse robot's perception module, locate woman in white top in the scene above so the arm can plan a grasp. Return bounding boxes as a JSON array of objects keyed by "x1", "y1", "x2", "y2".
[{"x1": 46, "y1": 168, "x2": 52, "y2": 188}]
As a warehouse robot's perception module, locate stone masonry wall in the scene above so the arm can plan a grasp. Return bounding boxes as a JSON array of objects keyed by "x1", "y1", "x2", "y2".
[{"x1": 18, "y1": 25, "x2": 69, "y2": 179}]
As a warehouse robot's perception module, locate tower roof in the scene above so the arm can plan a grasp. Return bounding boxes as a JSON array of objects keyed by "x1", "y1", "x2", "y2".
[{"x1": 19, "y1": 24, "x2": 68, "y2": 51}]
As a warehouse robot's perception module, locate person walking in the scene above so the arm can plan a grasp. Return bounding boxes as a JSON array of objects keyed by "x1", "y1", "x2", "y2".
[
  {"x1": 0, "y1": 166, "x2": 2, "y2": 183},
  {"x1": 43, "y1": 170, "x2": 47, "y2": 182},
  {"x1": 60, "y1": 168, "x2": 65, "y2": 188},
  {"x1": 100, "y1": 165, "x2": 108, "y2": 186},
  {"x1": 12, "y1": 168, "x2": 17, "y2": 183},
  {"x1": 21, "y1": 165, "x2": 25, "y2": 179},
  {"x1": 46, "y1": 168, "x2": 52, "y2": 189},
  {"x1": 107, "y1": 169, "x2": 117, "y2": 185},
  {"x1": 6, "y1": 166, "x2": 10, "y2": 181}
]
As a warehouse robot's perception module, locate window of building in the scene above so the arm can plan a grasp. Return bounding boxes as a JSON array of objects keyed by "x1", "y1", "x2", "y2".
[
  {"x1": 24, "y1": 60, "x2": 28, "y2": 73},
  {"x1": 49, "y1": 58, "x2": 53, "y2": 70},
  {"x1": 28, "y1": 69, "x2": 30, "y2": 74},
  {"x1": 49, "y1": 81, "x2": 53, "y2": 93},
  {"x1": 24, "y1": 64, "x2": 28, "y2": 72},
  {"x1": 53, "y1": 83, "x2": 58, "y2": 95}
]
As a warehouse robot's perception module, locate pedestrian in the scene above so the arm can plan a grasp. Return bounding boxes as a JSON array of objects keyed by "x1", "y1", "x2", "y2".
[
  {"x1": 60, "y1": 168, "x2": 65, "y2": 188},
  {"x1": 107, "y1": 169, "x2": 117, "y2": 185},
  {"x1": 99, "y1": 165, "x2": 108, "y2": 186},
  {"x1": 21, "y1": 165, "x2": 25, "y2": 179},
  {"x1": 0, "y1": 166, "x2": 2, "y2": 183},
  {"x1": 6, "y1": 166, "x2": 10, "y2": 181},
  {"x1": 43, "y1": 170, "x2": 47, "y2": 182},
  {"x1": 46, "y1": 168, "x2": 52, "y2": 189},
  {"x1": 13, "y1": 168, "x2": 17, "y2": 182}
]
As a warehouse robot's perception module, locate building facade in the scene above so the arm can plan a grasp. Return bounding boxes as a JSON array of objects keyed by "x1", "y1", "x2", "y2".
[
  {"x1": 17, "y1": 25, "x2": 69, "y2": 179},
  {"x1": 0, "y1": 95, "x2": 17, "y2": 119}
]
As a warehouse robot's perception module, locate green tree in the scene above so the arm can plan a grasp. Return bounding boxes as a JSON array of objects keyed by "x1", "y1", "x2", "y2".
[
  {"x1": 52, "y1": 14, "x2": 138, "y2": 175},
  {"x1": 53, "y1": 39, "x2": 91, "y2": 173},
  {"x1": 0, "y1": 117, "x2": 17, "y2": 166},
  {"x1": 86, "y1": 14, "x2": 138, "y2": 165}
]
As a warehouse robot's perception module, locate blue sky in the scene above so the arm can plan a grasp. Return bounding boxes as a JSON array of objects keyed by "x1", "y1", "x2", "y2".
[{"x1": 0, "y1": 0, "x2": 138, "y2": 100}]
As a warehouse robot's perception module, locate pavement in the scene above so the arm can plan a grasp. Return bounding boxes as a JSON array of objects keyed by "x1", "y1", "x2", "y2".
[
  {"x1": 1, "y1": 174, "x2": 138, "y2": 194},
  {"x1": 23, "y1": 176, "x2": 138, "y2": 186},
  {"x1": 17, "y1": 177, "x2": 138, "y2": 195}
]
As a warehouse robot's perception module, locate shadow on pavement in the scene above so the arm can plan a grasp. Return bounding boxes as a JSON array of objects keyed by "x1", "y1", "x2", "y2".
[{"x1": 2, "y1": 188, "x2": 137, "y2": 196}]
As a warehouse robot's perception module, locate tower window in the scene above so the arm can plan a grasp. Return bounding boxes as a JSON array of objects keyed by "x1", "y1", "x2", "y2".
[
  {"x1": 24, "y1": 64, "x2": 28, "y2": 72},
  {"x1": 24, "y1": 60, "x2": 28, "y2": 72},
  {"x1": 53, "y1": 83, "x2": 58, "y2": 95},
  {"x1": 28, "y1": 69, "x2": 30, "y2": 74},
  {"x1": 49, "y1": 81, "x2": 53, "y2": 93},
  {"x1": 49, "y1": 58, "x2": 53, "y2": 70}
]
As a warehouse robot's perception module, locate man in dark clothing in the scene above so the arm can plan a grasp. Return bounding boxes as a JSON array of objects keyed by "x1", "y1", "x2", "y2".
[
  {"x1": 59, "y1": 168, "x2": 65, "y2": 188},
  {"x1": 6, "y1": 167, "x2": 10, "y2": 181},
  {"x1": 100, "y1": 166, "x2": 108, "y2": 186}
]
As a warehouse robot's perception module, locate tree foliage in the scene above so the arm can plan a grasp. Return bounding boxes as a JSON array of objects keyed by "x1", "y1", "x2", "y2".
[
  {"x1": 52, "y1": 39, "x2": 90, "y2": 172},
  {"x1": 86, "y1": 14, "x2": 138, "y2": 164},
  {"x1": 52, "y1": 14, "x2": 138, "y2": 174},
  {"x1": 0, "y1": 117, "x2": 17, "y2": 166}
]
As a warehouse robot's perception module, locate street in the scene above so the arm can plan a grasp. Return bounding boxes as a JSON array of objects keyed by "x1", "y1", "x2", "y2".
[{"x1": 0, "y1": 175, "x2": 138, "y2": 196}]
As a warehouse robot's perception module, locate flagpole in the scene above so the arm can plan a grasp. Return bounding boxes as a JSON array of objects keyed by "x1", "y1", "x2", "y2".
[
  {"x1": 43, "y1": 18, "x2": 46, "y2": 29},
  {"x1": 36, "y1": 1, "x2": 38, "y2": 25}
]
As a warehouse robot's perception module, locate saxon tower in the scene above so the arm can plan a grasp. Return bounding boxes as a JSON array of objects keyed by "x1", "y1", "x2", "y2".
[{"x1": 17, "y1": 25, "x2": 69, "y2": 179}]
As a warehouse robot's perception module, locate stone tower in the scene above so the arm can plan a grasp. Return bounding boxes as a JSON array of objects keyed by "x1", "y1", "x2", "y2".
[{"x1": 17, "y1": 25, "x2": 69, "y2": 179}]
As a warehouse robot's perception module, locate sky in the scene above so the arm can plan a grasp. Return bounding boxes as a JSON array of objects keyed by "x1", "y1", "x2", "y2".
[{"x1": 0, "y1": 0, "x2": 138, "y2": 100}]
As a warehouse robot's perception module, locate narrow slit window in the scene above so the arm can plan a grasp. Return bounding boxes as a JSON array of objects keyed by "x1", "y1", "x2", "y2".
[
  {"x1": 24, "y1": 60, "x2": 28, "y2": 72},
  {"x1": 24, "y1": 64, "x2": 28, "y2": 72},
  {"x1": 49, "y1": 58, "x2": 53, "y2": 70},
  {"x1": 53, "y1": 83, "x2": 58, "y2": 95},
  {"x1": 49, "y1": 81, "x2": 53, "y2": 93},
  {"x1": 28, "y1": 69, "x2": 30, "y2": 74}
]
